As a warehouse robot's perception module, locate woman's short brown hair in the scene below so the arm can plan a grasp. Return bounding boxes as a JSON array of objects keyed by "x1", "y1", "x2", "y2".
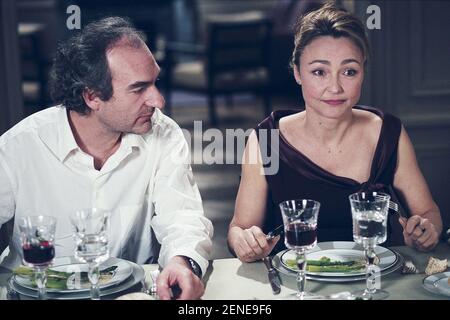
[{"x1": 291, "y1": 2, "x2": 370, "y2": 70}]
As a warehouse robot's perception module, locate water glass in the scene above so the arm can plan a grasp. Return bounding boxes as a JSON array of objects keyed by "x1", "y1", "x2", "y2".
[
  {"x1": 18, "y1": 215, "x2": 57, "y2": 300},
  {"x1": 70, "y1": 208, "x2": 110, "y2": 300},
  {"x1": 349, "y1": 192, "x2": 390, "y2": 300}
]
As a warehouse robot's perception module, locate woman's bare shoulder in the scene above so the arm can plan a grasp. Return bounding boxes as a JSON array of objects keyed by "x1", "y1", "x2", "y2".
[
  {"x1": 353, "y1": 108, "x2": 382, "y2": 122},
  {"x1": 279, "y1": 110, "x2": 305, "y2": 132},
  {"x1": 353, "y1": 109, "x2": 383, "y2": 141},
  {"x1": 353, "y1": 108, "x2": 382, "y2": 126}
]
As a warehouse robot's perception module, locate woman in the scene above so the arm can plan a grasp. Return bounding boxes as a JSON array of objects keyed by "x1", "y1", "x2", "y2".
[{"x1": 227, "y1": 3, "x2": 443, "y2": 263}]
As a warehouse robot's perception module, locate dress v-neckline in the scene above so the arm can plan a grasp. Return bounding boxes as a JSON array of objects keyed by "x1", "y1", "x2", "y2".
[{"x1": 275, "y1": 106, "x2": 386, "y2": 186}]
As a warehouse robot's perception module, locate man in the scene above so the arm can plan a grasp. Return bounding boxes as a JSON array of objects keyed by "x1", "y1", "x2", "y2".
[{"x1": 0, "y1": 17, "x2": 213, "y2": 300}]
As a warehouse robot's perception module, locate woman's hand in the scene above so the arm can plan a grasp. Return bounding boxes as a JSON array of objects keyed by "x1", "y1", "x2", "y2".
[
  {"x1": 229, "y1": 226, "x2": 280, "y2": 262},
  {"x1": 399, "y1": 216, "x2": 440, "y2": 252}
]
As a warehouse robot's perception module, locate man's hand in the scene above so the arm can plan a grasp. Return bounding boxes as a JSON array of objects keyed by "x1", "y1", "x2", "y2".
[
  {"x1": 156, "y1": 256, "x2": 204, "y2": 300},
  {"x1": 230, "y1": 226, "x2": 280, "y2": 263},
  {"x1": 399, "y1": 216, "x2": 440, "y2": 251}
]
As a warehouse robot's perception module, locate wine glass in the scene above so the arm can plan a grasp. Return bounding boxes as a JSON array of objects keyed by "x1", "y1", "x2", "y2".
[
  {"x1": 279, "y1": 199, "x2": 321, "y2": 300},
  {"x1": 18, "y1": 215, "x2": 57, "y2": 300},
  {"x1": 70, "y1": 208, "x2": 110, "y2": 300},
  {"x1": 349, "y1": 191, "x2": 390, "y2": 300}
]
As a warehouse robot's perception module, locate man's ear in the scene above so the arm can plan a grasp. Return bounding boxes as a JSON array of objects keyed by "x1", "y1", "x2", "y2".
[
  {"x1": 293, "y1": 66, "x2": 302, "y2": 85},
  {"x1": 82, "y1": 88, "x2": 102, "y2": 111}
]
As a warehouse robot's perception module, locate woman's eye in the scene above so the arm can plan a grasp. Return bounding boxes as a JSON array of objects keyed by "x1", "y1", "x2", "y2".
[
  {"x1": 312, "y1": 69, "x2": 325, "y2": 76},
  {"x1": 343, "y1": 69, "x2": 358, "y2": 76}
]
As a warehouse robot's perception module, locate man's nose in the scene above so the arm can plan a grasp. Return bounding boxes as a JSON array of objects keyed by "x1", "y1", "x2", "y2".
[{"x1": 144, "y1": 87, "x2": 165, "y2": 110}]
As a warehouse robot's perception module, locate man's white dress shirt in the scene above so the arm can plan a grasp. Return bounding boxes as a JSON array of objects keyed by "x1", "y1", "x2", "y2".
[{"x1": 0, "y1": 106, "x2": 213, "y2": 275}]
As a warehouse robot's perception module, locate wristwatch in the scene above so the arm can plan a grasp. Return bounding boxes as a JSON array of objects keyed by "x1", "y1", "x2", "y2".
[{"x1": 182, "y1": 256, "x2": 202, "y2": 278}]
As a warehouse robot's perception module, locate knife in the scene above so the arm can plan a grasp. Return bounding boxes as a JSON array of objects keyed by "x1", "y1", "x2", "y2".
[
  {"x1": 262, "y1": 256, "x2": 281, "y2": 295},
  {"x1": 266, "y1": 224, "x2": 284, "y2": 241}
]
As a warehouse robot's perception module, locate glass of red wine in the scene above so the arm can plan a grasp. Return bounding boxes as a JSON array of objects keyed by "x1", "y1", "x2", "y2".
[
  {"x1": 349, "y1": 192, "x2": 390, "y2": 300},
  {"x1": 18, "y1": 215, "x2": 57, "y2": 300},
  {"x1": 279, "y1": 199, "x2": 321, "y2": 300}
]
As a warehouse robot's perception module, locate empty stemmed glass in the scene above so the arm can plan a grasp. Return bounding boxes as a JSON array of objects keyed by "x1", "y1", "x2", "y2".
[
  {"x1": 18, "y1": 215, "x2": 57, "y2": 300},
  {"x1": 349, "y1": 192, "x2": 390, "y2": 300},
  {"x1": 70, "y1": 208, "x2": 110, "y2": 300},
  {"x1": 279, "y1": 199, "x2": 321, "y2": 300}
]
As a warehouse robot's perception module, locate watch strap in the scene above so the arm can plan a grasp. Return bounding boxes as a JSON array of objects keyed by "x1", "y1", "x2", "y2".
[{"x1": 181, "y1": 256, "x2": 202, "y2": 278}]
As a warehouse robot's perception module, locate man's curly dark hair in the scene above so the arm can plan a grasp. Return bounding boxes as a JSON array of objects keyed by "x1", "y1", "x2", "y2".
[{"x1": 49, "y1": 16, "x2": 145, "y2": 115}]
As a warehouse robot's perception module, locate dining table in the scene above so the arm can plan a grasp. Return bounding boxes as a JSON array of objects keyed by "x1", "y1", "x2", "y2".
[{"x1": 1, "y1": 243, "x2": 449, "y2": 300}]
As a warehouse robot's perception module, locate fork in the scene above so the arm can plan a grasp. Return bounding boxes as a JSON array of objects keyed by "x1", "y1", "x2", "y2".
[
  {"x1": 388, "y1": 200, "x2": 407, "y2": 220},
  {"x1": 401, "y1": 259, "x2": 419, "y2": 274},
  {"x1": 388, "y1": 200, "x2": 399, "y2": 213}
]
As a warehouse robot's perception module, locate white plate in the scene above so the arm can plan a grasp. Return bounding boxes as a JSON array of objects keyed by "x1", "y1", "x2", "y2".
[
  {"x1": 273, "y1": 249, "x2": 403, "y2": 283},
  {"x1": 14, "y1": 256, "x2": 133, "y2": 294},
  {"x1": 278, "y1": 241, "x2": 398, "y2": 278},
  {"x1": 9, "y1": 259, "x2": 144, "y2": 300},
  {"x1": 423, "y1": 271, "x2": 450, "y2": 297}
]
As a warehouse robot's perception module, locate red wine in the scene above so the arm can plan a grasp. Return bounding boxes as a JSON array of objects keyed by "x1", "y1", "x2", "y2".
[
  {"x1": 23, "y1": 241, "x2": 55, "y2": 265},
  {"x1": 285, "y1": 222, "x2": 317, "y2": 248}
]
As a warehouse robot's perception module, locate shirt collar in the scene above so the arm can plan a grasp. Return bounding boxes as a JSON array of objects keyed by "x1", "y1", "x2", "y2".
[
  {"x1": 121, "y1": 132, "x2": 147, "y2": 151},
  {"x1": 58, "y1": 107, "x2": 80, "y2": 161},
  {"x1": 38, "y1": 106, "x2": 150, "y2": 162},
  {"x1": 121, "y1": 108, "x2": 162, "y2": 151},
  {"x1": 37, "y1": 106, "x2": 79, "y2": 162}
]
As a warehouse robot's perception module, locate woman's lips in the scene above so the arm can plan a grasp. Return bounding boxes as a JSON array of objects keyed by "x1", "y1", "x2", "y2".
[{"x1": 323, "y1": 100, "x2": 346, "y2": 106}]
